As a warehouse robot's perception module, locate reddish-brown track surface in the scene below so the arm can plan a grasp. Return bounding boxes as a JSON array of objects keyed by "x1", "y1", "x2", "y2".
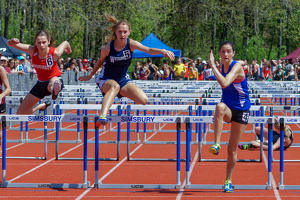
[{"x1": 1, "y1": 109, "x2": 300, "y2": 200}]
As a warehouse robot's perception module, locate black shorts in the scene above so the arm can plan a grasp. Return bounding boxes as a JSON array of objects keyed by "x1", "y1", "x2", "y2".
[
  {"x1": 30, "y1": 79, "x2": 64, "y2": 99},
  {"x1": 272, "y1": 131, "x2": 280, "y2": 144},
  {"x1": 0, "y1": 103, "x2": 6, "y2": 113},
  {"x1": 230, "y1": 108, "x2": 250, "y2": 124}
]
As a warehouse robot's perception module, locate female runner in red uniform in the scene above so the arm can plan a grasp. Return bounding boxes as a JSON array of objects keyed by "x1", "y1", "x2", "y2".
[
  {"x1": 0, "y1": 52, "x2": 12, "y2": 147},
  {"x1": 7, "y1": 30, "x2": 71, "y2": 114}
]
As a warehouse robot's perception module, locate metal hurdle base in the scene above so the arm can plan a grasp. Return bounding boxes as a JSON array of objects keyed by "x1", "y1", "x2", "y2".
[
  {"x1": 0, "y1": 181, "x2": 90, "y2": 189},
  {"x1": 142, "y1": 141, "x2": 198, "y2": 145},
  {"x1": 95, "y1": 183, "x2": 180, "y2": 189},
  {"x1": 199, "y1": 159, "x2": 262, "y2": 162},
  {"x1": 0, "y1": 156, "x2": 46, "y2": 159},
  {"x1": 129, "y1": 158, "x2": 186, "y2": 161},
  {"x1": 278, "y1": 184, "x2": 300, "y2": 190},
  {"x1": 186, "y1": 184, "x2": 271, "y2": 190},
  {"x1": 58, "y1": 157, "x2": 118, "y2": 161}
]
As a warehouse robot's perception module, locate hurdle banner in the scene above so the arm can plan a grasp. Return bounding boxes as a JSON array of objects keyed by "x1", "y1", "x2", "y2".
[
  {"x1": 1, "y1": 116, "x2": 90, "y2": 189},
  {"x1": 3, "y1": 114, "x2": 86, "y2": 123}
]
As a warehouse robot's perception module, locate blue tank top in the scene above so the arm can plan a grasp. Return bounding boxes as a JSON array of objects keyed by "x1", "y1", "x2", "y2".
[
  {"x1": 221, "y1": 60, "x2": 251, "y2": 111},
  {"x1": 101, "y1": 38, "x2": 132, "y2": 81}
]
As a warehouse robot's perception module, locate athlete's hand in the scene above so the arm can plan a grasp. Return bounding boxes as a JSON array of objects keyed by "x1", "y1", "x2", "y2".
[
  {"x1": 162, "y1": 50, "x2": 175, "y2": 61},
  {"x1": 78, "y1": 76, "x2": 91, "y2": 81},
  {"x1": 7, "y1": 38, "x2": 20, "y2": 46},
  {"x1": 64, "y1": 46, "x2": 72, "y2": 55},
  {"x1": 209, "y1": 50, "x2": 216, "y2": 68}
]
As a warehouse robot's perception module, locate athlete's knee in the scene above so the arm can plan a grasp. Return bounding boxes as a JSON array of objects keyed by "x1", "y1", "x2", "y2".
[
  {"x1": 215, "y1": 103, "x2": 227, "y2": 115},
  {"x1": 255, "y1": 126, "x2": 260, "y2": 133},
  {"x1": 140, "y1": 96, "x2": 148, "y2": 105},
  {"x1": 107, "y1": 84, "x2": 120, "y2": 93},
  {"x1": 227, "y1": 148, "x2": 238, "y2": 161}
]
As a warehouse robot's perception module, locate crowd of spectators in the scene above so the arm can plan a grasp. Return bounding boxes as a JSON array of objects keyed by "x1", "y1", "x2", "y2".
[
  {"x1": 0, "y1": 54, "x2": 97, "y2": 76},
  {"x1": 133, "y1": 57, "x2": 300, "y2": 81},
  {"x1": 1, "y1": 53, "x2": 299, "y2": 82}
]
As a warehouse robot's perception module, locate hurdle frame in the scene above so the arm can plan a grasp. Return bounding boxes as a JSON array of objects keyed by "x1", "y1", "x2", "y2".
[
  {"x1": 186, "y1": 116, "x2": 274, "y2": 190},
  {"x1": 94, "y1": 115, "x2": 184, "y2": 189},
  {"x1": 278, "y1": 117, "x2": 300, "y2": 190},
  {"x1": 197, "y1": 105, "x2": 265, "y2": 162},
  {"x1": 55, "y1": 104, "x2": 124, "y2": 161},
  {"x1": 94, "y1": 115, "x2": 274, "y2": 190},
  {"x1": 125, "y1": 104, "x2": 194, "y2": 161},
  {"x1": 0, "y1": 115, "x2": 90, "y2": 189}
]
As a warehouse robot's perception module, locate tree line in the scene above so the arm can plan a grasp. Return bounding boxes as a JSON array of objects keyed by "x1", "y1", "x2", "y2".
[{"x1": 0, "y1": 0, "x2": 299, "y2": 62}]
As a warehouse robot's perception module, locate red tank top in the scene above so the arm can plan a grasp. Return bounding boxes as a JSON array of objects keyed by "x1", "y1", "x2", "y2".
[
  {"x1": 263, "y1": 67, "x2": 270, "y2": 79},
  {"x1": 31, "y1": 47, "x2": 61, "y2": 81},
  {"x1": 243, "y1": 65, "x2": 248, "y2": 76}
]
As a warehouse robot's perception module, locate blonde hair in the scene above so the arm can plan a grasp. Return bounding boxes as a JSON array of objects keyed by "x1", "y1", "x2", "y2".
[{"x1": 104, "y1": 14, "x2": 131, "y2": 43}]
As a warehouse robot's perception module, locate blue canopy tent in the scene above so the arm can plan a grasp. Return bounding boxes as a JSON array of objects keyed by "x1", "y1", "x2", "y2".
[
  {"x1": 132, "y1": 33, "x2": 181, "y2": 58},
  {"x1": 0, "y1": 36, "x2": 27, "y2": 58}
]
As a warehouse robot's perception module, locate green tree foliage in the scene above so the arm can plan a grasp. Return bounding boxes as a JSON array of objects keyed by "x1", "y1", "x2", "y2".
[{"x1": 0, "y1": 0, "x2": 299, "y2": 62}]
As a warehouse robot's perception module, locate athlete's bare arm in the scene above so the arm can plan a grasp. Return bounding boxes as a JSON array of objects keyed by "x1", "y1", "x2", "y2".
[
  {"x1": 78, "y1": 44, "x2": 110, "y2": 81},
  {"x1": 130, "y1": 39, "x2": 174, "y2": 61},
  {"x1": 7, "y1": 38, "x2": 34, "y2": 56}
]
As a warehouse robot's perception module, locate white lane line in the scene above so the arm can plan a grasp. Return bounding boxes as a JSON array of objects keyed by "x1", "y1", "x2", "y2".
[
  {"x1": 262, "y1": 152, "x2": 281, "y2": 200},
  {"x1": 5, "y1": 123, "x2": 76, "y2": 151},
  {"x1": 75, "y1": 123, "x2": 168, "y2": 200},
  {"x1": 176, "y1": 151, "x2": 198, "y2": 200},
  {"x1": 8, "y1": 123, "x2": 119, "y2": 182}
]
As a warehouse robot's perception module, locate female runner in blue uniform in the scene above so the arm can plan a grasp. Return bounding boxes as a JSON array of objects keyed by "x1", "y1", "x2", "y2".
[
  {"x1": 79, "y1": 15, "x2": 174, "y2": 127},
  {"x1": 208, "y1": 41, "x2": 251, "y2": 193}
]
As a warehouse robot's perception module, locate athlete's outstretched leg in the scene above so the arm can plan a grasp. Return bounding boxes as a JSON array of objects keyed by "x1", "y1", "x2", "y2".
[
  {"x1": 96, "y1": 80, "x2": 120, "y2": 127},
  {"x1": 16, "y1": 93, "x2": 49, "y2": 114}
]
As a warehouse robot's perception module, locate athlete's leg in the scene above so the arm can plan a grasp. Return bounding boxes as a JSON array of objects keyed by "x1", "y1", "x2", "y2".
[
  {"x1": 48, "y1": 76, "x2": 62, "y2": 100},
  {"x1": 250, "y1": 140, "x2": 262, "y2": 148},
  {"x1": 99, "y1": 80, "x2": 120, "y2": 117},
  {"x1": 16, "y1": 93, "x2": 47, "y2": 114},
  {"x1": 119, "y1": 82, "x2": 148, "y2": 105},
  {"x1": 0, "y1": 112, "x2": 4, "y2": 147},
  {"x1": 226, "y1": 122, "x2": 246, "y2": 180},
  {"x1": 213, "y1": 102, "x2": 232, "y2": 144},
  {"x1": 255, "y1": 126, "x2": 268, "y2": 140}
]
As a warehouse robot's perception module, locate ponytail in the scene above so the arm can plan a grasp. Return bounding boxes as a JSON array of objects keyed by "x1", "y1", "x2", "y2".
[{"x1": 104, "y1": 14, "x2": 131, "y2": 43}]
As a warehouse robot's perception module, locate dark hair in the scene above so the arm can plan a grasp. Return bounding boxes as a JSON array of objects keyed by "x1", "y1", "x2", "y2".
[
  {"x1": 35, "y1": 30, "x2": 54, "y2": 47},
  {"x1": 219, "y1": 41, "x2": 235, "y2": 52}
]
